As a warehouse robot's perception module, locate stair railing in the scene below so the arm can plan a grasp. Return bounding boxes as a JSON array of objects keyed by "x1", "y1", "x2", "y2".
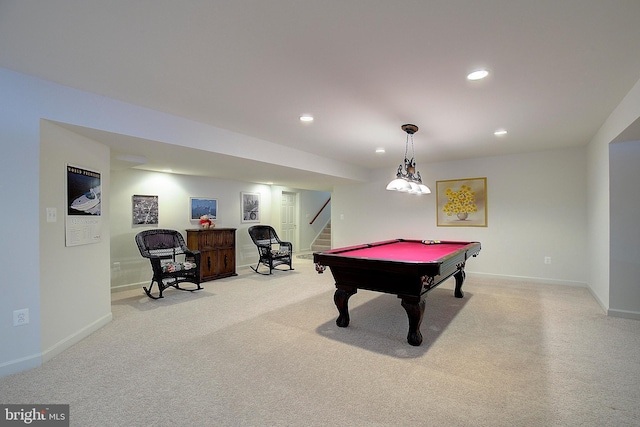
[{"x1": 310, "y1": 197, "x2": 331, "y2": 224}]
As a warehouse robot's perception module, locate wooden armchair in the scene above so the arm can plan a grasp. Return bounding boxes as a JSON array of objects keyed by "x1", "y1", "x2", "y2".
[
  {"x1": 248, "y1": 225, "x2": 294, "y2": 275},
  {"x1": 135, "y1": 229, "x2": 202, "y2": 299}
]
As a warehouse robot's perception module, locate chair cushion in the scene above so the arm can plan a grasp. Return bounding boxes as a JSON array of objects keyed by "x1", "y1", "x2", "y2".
[
  {"x1": 162, "y1": 261, "x2": 197, "y2": 273},
  {"x1": 271, "y1": 249, "x2": 289, "y2": 257}
]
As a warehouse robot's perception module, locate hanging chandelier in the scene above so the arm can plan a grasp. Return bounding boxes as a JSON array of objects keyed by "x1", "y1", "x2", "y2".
[{"x1": 386, "y1": 124, "x2": 431, "y2": 194}]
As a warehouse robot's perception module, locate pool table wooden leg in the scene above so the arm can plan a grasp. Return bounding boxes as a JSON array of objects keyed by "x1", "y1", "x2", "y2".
[
  {"x1": 334, "y1": 287, "x2": 357, "y2": 327},
  {"x1": 401, "y1": 297, "x2": 426, "y2": 346},
  {"x1": 454, "y1": 267, "x2": 466, "y2": 298}
]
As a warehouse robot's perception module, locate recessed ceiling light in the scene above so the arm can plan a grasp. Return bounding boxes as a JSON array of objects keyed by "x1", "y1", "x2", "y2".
[
  {"x1": 376, "y1": 148, "x2": 385, "y2": 153},
  {"x1": 494, "y1": 129, "x2": 507, "y2": 136},
  {"x1": 299, "y1": 115, "x2": 314, "y2": 122},
  {"x1": 467, "y1": 69, "x2": 489, "y2": 81}
]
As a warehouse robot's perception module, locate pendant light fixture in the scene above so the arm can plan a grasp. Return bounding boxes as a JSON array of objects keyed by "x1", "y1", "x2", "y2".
[{"x1": 386, "y1": 124, "x2": 431, "y2": 194}]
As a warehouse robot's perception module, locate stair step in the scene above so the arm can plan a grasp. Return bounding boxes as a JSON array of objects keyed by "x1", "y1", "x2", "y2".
[{"x1": 312, "y1": 221, "x2": 331, "y2": 252}]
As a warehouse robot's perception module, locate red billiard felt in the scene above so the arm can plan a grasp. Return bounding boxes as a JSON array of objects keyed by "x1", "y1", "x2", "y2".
[{"x1": 328, "y1": 240, "x2": 469, "y2": 263}]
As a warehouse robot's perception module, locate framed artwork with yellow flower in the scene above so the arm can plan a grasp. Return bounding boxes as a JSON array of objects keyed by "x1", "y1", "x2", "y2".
[{"x1": 436, "y1": 177, "x2": 487, "y2": 227}]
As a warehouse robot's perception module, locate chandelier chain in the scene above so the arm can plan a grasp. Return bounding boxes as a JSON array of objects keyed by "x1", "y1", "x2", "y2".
[
  {"x1": 410, "y1": 134, "x2": 415, "y2": 164},
  {"x1": 405, "y1": 133, "x2": 409, "y2": 161}
]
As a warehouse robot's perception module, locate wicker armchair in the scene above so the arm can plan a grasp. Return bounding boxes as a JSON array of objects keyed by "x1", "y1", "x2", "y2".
[
  {"x1": 135, "y1": 229, "x2": 202, "y2": 299},
  {"x1": 248, "y1": 225, "x2": 294, "y2": 275}
]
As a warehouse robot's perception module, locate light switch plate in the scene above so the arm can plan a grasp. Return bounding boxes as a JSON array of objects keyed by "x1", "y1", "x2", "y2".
[{"x1": 46, "y1": 207, "x2": 57, "y2": 222}]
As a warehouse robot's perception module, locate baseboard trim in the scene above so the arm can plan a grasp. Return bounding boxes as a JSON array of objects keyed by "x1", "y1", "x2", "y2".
[
  {"x1": 468, "y1": 272, "x2": 587, "y2": 287},
  {"x1": 607, "y1": 308, "x2": 640, "y2": 320},
  {"x1": 111, "y1": 282, "x2": 145, "y2": 293},
  {"x1": 0, "y1": 352, "x2": 42, "y2": 378},
  {"x1": 586, "y1": 287, "x2": 608, "y2": 314},
  {"x1": 41, "y1": 312, "x2": 113, "y2": 363},
  {"x1": 0, "y1": 313, "x2": 113, "y2": 378}
]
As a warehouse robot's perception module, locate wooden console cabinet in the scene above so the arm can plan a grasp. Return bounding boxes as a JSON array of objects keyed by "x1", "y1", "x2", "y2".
[{"x1": 186, "y1": 228, "x2": 237, "y2": 282}]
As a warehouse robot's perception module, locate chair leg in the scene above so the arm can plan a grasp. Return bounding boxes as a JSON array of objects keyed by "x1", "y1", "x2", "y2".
[
  {"x1": 250, "y1": 257, "x2": 296, "y2": 275},
  {"x1": 143, "y1": 281, "x2": 163, "y2": 299},
  {"x1": 174, "y1": 282, "x2": 203, "y2": 292},
  {"x1": 145, "y1": 276, "x2": 202, "y2": 299},
  {"x1": 251, "y1": 261, "x2": 271, "y2": 275}
]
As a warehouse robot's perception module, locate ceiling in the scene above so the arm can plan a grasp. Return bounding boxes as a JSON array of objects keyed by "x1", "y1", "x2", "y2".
[{"x1": 2, "y1": 1, "x2": 640, "y2": 190}]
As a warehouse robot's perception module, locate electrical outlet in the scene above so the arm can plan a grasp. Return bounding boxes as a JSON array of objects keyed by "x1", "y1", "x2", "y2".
[
  {"x1": 544, "y1": 257, "x2": 551, "y2": 265},
  {"x1": 13, "y1": 309, "x2": 29, "y2": 326}
]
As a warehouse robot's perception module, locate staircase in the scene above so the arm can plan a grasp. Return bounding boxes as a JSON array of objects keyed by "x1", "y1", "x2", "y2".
[{"x1": 311, "y1": 222, "x2": 331, "y2": 252}]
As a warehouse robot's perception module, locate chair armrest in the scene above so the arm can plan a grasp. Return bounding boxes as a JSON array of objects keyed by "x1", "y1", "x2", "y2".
[
  {"x1": 184, "y1": 248, "x2": 200, "y2": 257},
  {"x1": 185, "y1": 249, "x2": 201, "y2": 264}
]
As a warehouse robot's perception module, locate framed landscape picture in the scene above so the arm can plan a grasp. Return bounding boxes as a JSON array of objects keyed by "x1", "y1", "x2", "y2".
[
  {"x1": 241, "y1": 192, "x2": 260, "y2": 223},
  {"x1": 190, "y1": 197, "x2": 218, "y2": 220},
  {"x1": 436, "y1": 177, "x2": 487, "y2": 227}
]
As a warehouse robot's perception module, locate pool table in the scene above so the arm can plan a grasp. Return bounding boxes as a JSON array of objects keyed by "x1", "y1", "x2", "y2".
[{"x1": 313, "y1": 239, "x2": 481, "y2": 346}]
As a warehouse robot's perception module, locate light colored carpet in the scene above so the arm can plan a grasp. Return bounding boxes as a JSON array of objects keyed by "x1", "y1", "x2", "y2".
[{"x1": 1, "y1": 258, "x2": 639, "y2": 426}]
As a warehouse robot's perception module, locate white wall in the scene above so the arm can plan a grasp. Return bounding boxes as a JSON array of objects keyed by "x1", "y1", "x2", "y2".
[
  {"x1": 269, "y1": 186, "x2": 331, "y2": 251},
  {"x1": 110, "y1": 168, "x2": 272, "y2": 290},
  {"x1": 2, "y1": 66, "x2": 640, "y2": 377},
  {"x1": 299, "y1": 192, "x2": 331, "y2": 247},
  {"x1": 609, "y1": 140, "x2": 640, "y2": 317},
  {"x1": 110, "y1": 168, "x2": 329, "y2": 291},
  {"x1": 39, "y1": 121, "x2": 112, "y2": 361},
  {"x1": 333, "y1": 147, "x2": 588, "y2": 286},
  {"x1": 1, "y1": 70, "x2": 43, "y2": 375},
  {"x1": 0, "y1": 67, "x2": 358, "y2": 376},
  {"x1": 586, "y1": 133, "x2": 612, "y2": 309},
  {"x1": 587, "y1": 75, "x2": 640, "y2": 315}
]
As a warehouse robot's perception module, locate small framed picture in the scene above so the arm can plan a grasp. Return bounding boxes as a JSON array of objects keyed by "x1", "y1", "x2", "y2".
[
  {"x1": 241, "y1": 192, "x2": 260, "y2": 223},
  {"x1": 436, "y1": 177, "x2": 487, "y2": 227},
  {"x1": 190, "y1": 197, "x2": 218, "y2": 220},
  {"x1": 132, "y1": 195, "x2": 159, "y2": 225}
]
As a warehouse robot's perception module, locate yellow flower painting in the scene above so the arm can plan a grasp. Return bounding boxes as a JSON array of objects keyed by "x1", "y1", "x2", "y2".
[{"x1": 436, "y1": 178, "x2": 487, "y2": 226}]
